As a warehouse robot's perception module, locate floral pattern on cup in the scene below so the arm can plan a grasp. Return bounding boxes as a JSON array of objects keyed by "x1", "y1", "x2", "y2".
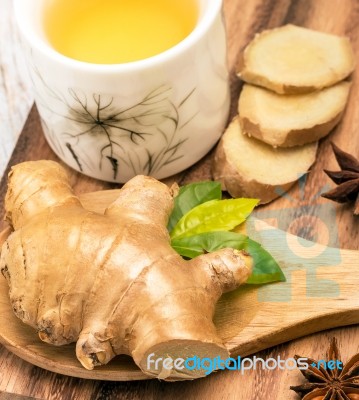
[{"x1": 33, "y1": 67, "x2": 196, "y2": 181}]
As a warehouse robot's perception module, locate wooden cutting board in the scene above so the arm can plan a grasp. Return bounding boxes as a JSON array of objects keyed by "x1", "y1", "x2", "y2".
[
  {"x1": 0, "y1": 0, "x2": 358, "y2": 398},
  {"x1": 0, "y1": 190, "x2": 358, "y2": 381}
]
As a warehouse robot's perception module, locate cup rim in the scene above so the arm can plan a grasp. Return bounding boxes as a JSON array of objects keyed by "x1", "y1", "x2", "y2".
[{"x1": 14, "y1": 0, "x2": 223, "y2": 73}]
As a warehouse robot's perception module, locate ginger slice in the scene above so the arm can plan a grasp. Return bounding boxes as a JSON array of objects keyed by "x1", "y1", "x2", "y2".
[
  {"x1": 238, "y1": 24, "x2": 355, "y2": 94},
  {"x1": 239, "y1": 82, "x2": 351, "y2": 147},
  {"x1": 0, "y1": 160, "x2": 253, "y2": 381},
  {"x1": 212, "y1": 117, "x2": 318, "y2": 204}
]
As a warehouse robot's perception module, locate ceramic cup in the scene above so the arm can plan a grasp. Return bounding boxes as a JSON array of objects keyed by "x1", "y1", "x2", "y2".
[{"x1": 14, "y1": 0, "x2": 230, "y2": 182}]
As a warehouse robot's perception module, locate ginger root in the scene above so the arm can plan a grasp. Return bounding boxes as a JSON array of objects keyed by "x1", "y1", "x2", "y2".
[
  {"x1": 238, "y1": 24, "x2": 355, "y2": 94},
  {"x1": 0, "y1": 160, "x2": 252, "y2": 380},
  {"x1": 212, "y1": 117, "x2": 318, "y2": 204},
  {"x1": 239, "y1": 82, "x2": 351, "y2": 147}
]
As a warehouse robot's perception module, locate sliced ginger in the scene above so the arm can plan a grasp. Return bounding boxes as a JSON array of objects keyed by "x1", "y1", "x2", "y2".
[
  {"x1": 239, "y1": 82, "x2": 351, "y2": 147},
  {"x1": 238, "y1": 24, "x2": 355, "y2": 94},
  {"x1": 0, "y1": 160, "x2": 252, "y2": 380},
  {"x1": 212, "y1": 117, "x2": 318, "y2": 204}
]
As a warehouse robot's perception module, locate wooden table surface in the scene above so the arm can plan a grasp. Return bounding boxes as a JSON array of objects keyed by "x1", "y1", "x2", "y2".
[
  {"x1": 0, "y1": 0, "x2": 33, "y2": 177},
  {"x1": 0, "y1": 0, "x2": 358, "y2": 399}
]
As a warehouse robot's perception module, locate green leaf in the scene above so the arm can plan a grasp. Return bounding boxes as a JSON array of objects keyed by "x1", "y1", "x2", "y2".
[
  {"x1": 245, "y1": 238, "x2": 286, "y2": 284},
  {"x1": 171, "y1": 231, "x2": 285, "y2": 284},
  {"x1": 171, "y1": 231, "x2": 248, "y2": 258},
  {"x1": 170, "y1": 198, "x2": 259, "y2": 240},
  {"x1": 167, "y1": 181, "x2": 222, "y2": 232}
]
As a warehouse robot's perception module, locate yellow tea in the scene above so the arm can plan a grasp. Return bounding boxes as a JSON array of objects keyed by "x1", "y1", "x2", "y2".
[{"x1": 43, "y1": 0, "x2": 198, "y2": 64}]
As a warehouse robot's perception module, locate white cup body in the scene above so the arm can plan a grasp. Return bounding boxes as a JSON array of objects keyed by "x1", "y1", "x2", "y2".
[{"x1": 14, "y1": 0, "x2": 230, "y2": 182}]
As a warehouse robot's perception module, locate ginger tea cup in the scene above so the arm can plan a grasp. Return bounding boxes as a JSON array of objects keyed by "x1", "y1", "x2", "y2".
[{"x1": 14, "y1": 0, "x2": 230, "y2": 182}]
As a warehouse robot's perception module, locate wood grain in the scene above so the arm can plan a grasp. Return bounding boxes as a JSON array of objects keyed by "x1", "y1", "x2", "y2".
[
  {"x1": 0, "y1": 192, "x2": 358, "y2": 383},
  {"x1": 0, "y1": 392, "x2": 37, "y2": 400},
  {"x1": 0, "y1": 0, "x2": 358, "y2": 399}
]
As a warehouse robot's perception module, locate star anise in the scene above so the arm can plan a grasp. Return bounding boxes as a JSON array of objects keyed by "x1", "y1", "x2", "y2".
[
  {"x1": 321, "y1": 142, "x2": 359, "y2": 215},
  {"x1": 290, "y1": 338, "x2": 359, "y2": 400}
]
